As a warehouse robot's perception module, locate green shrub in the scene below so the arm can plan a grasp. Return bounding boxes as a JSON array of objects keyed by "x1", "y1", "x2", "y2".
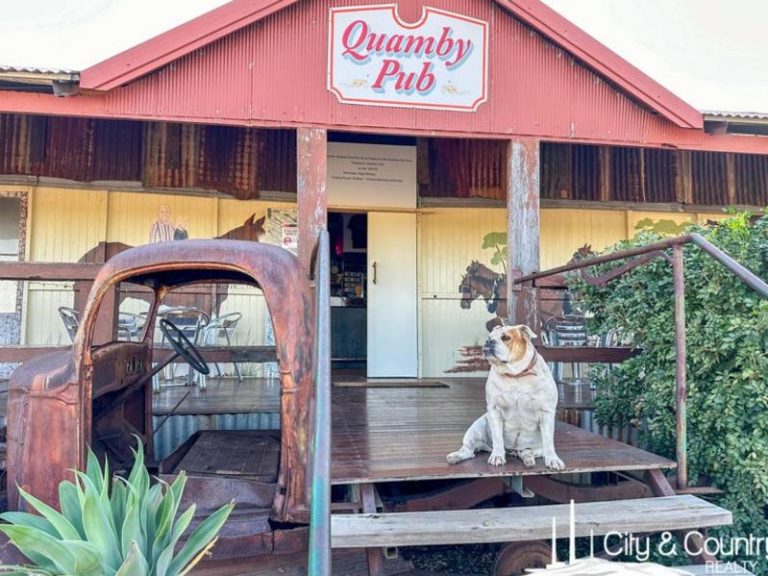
[
  {"x1": 569, "y1": 212, "x2": 768, "y2": 569},
  {"x1": 0, "y1": 440, "x2": 234, "y2": 575}
]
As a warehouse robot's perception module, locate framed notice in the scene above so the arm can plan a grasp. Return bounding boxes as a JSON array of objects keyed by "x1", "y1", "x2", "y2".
[{"x1": 327, "y1": 142, "x2": 417, "y2": 209}]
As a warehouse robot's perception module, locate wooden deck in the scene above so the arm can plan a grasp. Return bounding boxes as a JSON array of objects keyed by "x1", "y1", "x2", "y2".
[
  {"x1": 330, "y1": 380, "x2": 673, "y2": 485},
  {"x1": 149, "y1": 377, "x2": 672, "y2": 485}
]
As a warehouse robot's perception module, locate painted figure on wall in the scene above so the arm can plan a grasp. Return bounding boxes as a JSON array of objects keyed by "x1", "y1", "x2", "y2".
[
  {"x1": 173, "y1": 216, "x2": 189, "y2": 240},
  {"x1": 149, "y1": 204, "x2": 179, "y2": 243}
]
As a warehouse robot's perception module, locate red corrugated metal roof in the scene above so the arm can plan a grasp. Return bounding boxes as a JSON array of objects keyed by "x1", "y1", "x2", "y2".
[{"x1": 79, "y1": 0, "x2": 701, "y2": 129}]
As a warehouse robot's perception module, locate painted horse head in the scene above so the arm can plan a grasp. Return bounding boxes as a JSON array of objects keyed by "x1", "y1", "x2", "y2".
[
  {"x1": 459, "y1": 261, "x2": 501, "y2": 310},
  {"x1": 217, "y1": 214, "x2": 266, "y2": 241}
]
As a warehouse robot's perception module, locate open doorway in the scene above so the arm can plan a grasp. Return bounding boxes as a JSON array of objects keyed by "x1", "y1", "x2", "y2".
[{"x1": 328, "y1": 212, "x2": 367, "y2": 374}]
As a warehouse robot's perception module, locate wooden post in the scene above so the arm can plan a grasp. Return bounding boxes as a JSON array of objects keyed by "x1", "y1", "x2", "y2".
[
  {"x1": 598, "y1": 146, "x2": 611, "y2": 202},
  {"x1": 674, "y1": 150, "x2": 693, "y2": 205},
  {"x1": 297, "y1": 127, "x2": 328, "y2": 274},
  {"x1": 507, "y1": 139, "x2": 541, "y2": 330},
  {"x1": 726, "y1": 153, "x2": 737, "y2": 205}
]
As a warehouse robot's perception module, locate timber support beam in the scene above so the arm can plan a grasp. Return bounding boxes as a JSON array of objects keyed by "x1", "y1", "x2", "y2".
[
  {"x1": 297, "y1": 127, "x2": 328, "y2": 275},
  {"x1": 506, "y1": 138, "x2": 541, "y2": 330}
]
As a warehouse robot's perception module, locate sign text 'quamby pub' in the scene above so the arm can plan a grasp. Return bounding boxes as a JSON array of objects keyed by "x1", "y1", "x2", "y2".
[{"x1": 329, "y1": 5, "x2": 489, "y2": 111}]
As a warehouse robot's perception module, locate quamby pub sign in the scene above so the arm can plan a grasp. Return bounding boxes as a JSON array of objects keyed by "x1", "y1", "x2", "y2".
[{"x1": 328, "y1": 4, "x2": 489, "y2": 112}]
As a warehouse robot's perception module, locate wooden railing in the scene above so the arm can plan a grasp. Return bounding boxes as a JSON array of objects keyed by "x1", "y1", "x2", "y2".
[
  {"x1": 515, "y1": 233, "x2": 768, "y2": 489},
  {"x1": 308, "y1": 230, "x2": 331, "y2": 576}
]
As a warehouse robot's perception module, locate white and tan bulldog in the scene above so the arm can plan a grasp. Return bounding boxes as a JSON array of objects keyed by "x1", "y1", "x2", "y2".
[{"x1": 447, "y1": 324, "x2": 565, "y2": 470}]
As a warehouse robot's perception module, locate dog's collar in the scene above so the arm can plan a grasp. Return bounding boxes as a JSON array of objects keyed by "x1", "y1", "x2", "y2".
[{"x1": 506, "y1": 352, "x2": 539, "y2": 378}]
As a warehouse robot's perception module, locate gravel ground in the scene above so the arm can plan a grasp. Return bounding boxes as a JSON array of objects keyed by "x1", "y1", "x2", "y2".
[{"x1": 401, "y1": 544, "x2": 497, "y2": 576}]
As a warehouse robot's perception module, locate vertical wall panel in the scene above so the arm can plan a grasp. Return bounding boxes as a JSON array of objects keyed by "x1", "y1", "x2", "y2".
[
  {"x1": 421, "y1": 139, "x2": 506, "y2": 199},
  {"x1": 143, "y1": 122, "x2": 200, "y2": 189},
  {"x1": 611, "y1": 147, "x2": 643, "y2": 202},
  {"x1": 643, "y1": 148, "x2": 676, "y2": 203},
  {"x1": 30, "y1": 187, "x2": 108, "y2": 262},
  {"x1": 419, "y1": 207, "x2": 507, "y2": 377},
  {"x1": 540, "y1": 209, "x2": 626, "y2": 271},
  {"x1": 692, "y1": 151, "x2": 728, "y2": 206},
  {"x1": 626, "y1": 211, "x2": 694, "y2": 237},
  {"x1": 259, "y1": 129, "x2": 297, "y2": 194},
  {"x1": 26, "y1": 187, "x2": 108, "y2": 345},
  {"x1": 572, "y1": 145, "x2": 599, "y2": 201},
  {"x1": 90, "y1": 120, "x2": 143, "y2": 182},
  {"x1": 106, "y1": 191, "x2": 217, "y2": 246},
  {"x1": 0, "y1": 114, "x2": 29, "y2": 174},
  {"x1": 198, "y1": 125, "x2": 260, "y2": 199},
  {"x1": 420, "y1": 206, "x2": 629, "y2": 377},
  {"x1": 735, "y1": 154, "x2": 768, "y2": 206}
]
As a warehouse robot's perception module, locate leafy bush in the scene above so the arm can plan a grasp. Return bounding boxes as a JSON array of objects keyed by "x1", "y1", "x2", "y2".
[
  {"x1": 569, "y1": 212, "x2": 768, "y2": 569},
  {"x1": 0, "y1": 440, "x2": 234, "y2": 575}
]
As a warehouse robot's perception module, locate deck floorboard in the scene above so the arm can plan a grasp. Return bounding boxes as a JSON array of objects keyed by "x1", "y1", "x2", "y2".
[{"x1": 330, "y1": 380, "x2": 674, "y2": 484}]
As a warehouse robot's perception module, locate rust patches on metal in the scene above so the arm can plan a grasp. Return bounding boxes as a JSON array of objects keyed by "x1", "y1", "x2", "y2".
[{"x1": 7, "y1": 239, "x2": 315, "y2": 524}]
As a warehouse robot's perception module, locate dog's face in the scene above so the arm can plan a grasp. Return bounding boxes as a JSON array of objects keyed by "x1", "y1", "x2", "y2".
[{"x1": 482, "y1": 325, "x2": 537, "y2": 366}]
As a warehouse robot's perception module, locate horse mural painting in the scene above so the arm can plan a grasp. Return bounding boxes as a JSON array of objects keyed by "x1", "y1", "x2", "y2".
[
  {"x1": 450, "y1": 250, "x2": 587, "y2": 373},
  {"x1": 459, "y1": 260, "x2": 509, "y2": 332},
  {"x1": 73, "y1": 214, "x2": 266, "y2": 321}
]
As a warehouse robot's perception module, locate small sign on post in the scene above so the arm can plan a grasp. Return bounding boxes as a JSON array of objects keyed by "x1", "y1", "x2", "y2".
[{"x1": 328, "y1": 4, "x2": 489, "y2": 112}]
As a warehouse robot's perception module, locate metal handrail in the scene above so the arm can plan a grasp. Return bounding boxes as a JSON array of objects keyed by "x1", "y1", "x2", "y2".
[
  {"x1": 308, "y1": 230, "x2": 331, "y2": 576},
  {"x1": 515, "y1": 233, "x2": 768, "y2": 489}
]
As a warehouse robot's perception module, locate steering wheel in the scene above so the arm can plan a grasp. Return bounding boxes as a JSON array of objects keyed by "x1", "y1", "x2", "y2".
[{"x1": 159, "y1": 318, "x2": 210, "y2": 375}]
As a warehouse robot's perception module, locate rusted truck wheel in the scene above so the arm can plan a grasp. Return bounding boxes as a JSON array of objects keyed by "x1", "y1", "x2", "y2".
[{"x1": 493, "y1": 541, "x2": 552, "y2": 576}]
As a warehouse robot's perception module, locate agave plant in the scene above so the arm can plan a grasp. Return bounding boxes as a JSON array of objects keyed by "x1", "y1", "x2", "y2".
[{"x1": 0, "y1": 439, "x2": 234, "y2": 575}]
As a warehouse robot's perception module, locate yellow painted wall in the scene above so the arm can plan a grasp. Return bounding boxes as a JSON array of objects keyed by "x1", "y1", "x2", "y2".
[
  {"x1": 418, "y1": 207, "x2": 728, "y2": 377},
  {"x1": 107, "y1": 192, "x2": 218, "y2": 245},
  {"x1": 541, "y1": 209, "x2": 627, "y2": 270},
  {"x1": 29, "y1": 187, "x2": 108, "y2": 262},
  {"x1": 24, "y1": 187, "x2": 293, "y2": 361},
  {"x1": 23, "y1": 184, "x2": 731, "y2": 374}
]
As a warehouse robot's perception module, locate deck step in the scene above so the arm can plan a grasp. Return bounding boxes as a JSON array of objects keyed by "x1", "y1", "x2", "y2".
[{"x1": 331, "y1": 495, "x2": 731, "y2": 548}]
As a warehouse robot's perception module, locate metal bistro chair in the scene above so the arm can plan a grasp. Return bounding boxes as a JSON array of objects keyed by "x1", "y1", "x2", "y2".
[
  {"x1": 157, "y1": 307, "x2": 210, "y2": 385},
  {"x1": 201, "y1": 312, "x2": 244, "y2": 382},
  {"x1": 58, "y1": 306, "x2": 80, "y2": 343},
  {"x1": 543, "y1": 314, "x2": 588, "y2": 382},
  {"x1": 117, "y1": 312, "x2": 146, "y2": 342}
]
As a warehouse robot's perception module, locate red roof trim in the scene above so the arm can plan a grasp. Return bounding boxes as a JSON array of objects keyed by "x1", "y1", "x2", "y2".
[
  {"x1": 80, "y1": 0, "x2": 702, "y2": 129},
  {"x1": 80, "y1": 0, "x2": 300, "y2": 91}
]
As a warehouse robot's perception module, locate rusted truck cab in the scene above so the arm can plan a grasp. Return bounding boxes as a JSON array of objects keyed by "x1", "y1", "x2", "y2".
[{"x1": 7, "y1": 240, "x2": 315, "y2": 537}]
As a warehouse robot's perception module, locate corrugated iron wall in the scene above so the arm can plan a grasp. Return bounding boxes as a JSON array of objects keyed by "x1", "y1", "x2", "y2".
[
  {"x1": 0, "y1": 114, "x2": 28, "y2": 174},
  {"x1": 644, "y1": 149, "x2": 676, "y2": 203},
  {"x1": 691, "y1": 151, "x2": 728, "y2": 206},
  {"x1": 1, "y1": 116, "x2": 766, "y2": 207},
  {"x1": 96, "y1": 0, "x2": 691, "y2": 148},
  {"x1": 540, "y1": 143, "x2": 753, "y2": 207},
  {"x1": 91, "y1": 120, "x2": 143, "y2": 181},
  {"x1": 0, "y1": 114, "x2": 297, "y2": 198},
  {"x1": 259, "y1": 129, "x2": 296, "y2": 193},
  {"x1": 541, "y1": 144, "x2": 600, "y2": 201},
  {"x1": 736, "y1": 154, "x2": 768, "y2": 206},
  {"x1": 420, "y1": 138, "x2": 506, "y2": 200}
]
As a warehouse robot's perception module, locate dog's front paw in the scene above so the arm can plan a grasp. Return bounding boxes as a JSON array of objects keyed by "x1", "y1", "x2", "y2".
[
  {"x1": 520, "y1": 449, "x2": 536, "y2": 467},
  {"x1": 544, "y1": 453, "x2": 565, "y2": 470},
  {"x1": 488, "y1": 450, "x2": 506, "y2": 466},
  {"x1": 447, "y1": 446, "x2": 474, "y2": 465}
]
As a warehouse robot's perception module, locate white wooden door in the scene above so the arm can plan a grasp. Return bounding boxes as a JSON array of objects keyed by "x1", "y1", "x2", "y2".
[{"x1": 367, "y1": 212, "x2": 418, "y2": 378}]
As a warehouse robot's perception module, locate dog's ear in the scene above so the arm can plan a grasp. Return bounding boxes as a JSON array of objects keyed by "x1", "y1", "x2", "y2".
[{"x1": 521, "y1": 325, "x2": 537, "y2": 340}]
